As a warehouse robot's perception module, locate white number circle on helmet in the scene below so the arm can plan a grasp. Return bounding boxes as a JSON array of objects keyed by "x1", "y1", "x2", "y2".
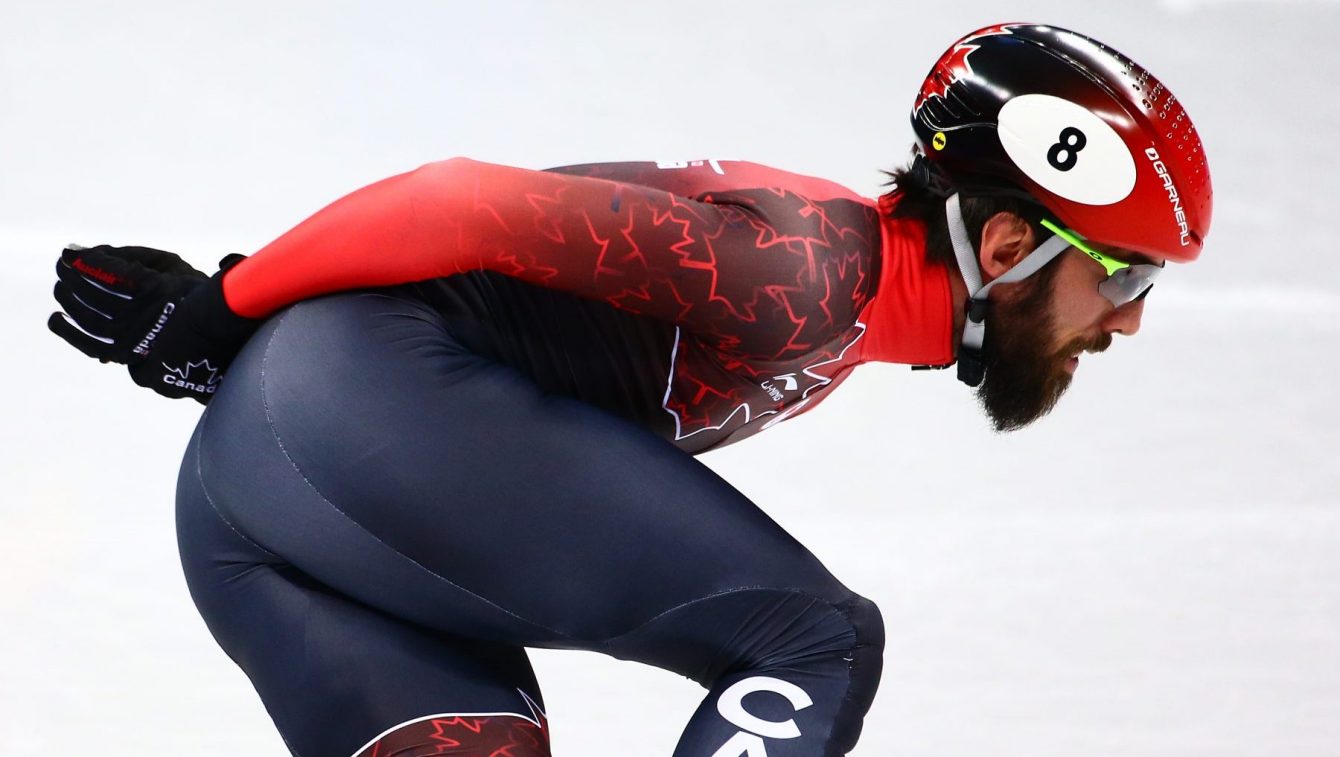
[{"x1": 997, "y1": 94, "x2": 1136, "y2": 206}]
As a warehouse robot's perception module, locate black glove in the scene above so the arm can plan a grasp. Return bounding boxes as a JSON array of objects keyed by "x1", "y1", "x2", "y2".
[{"x1": 48, "y1": 245, "x2": 260, "y2": 404}]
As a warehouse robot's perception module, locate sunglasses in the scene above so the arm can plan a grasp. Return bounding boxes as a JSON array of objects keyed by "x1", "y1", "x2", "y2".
[{"x1": 1040, "y1": 218, "x2": 1163, "y2": 307}]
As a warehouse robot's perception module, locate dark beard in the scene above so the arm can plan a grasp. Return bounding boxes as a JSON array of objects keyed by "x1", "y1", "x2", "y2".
[{"x1": 975, "y1": 263, "x2": 1109, "y2": 432}]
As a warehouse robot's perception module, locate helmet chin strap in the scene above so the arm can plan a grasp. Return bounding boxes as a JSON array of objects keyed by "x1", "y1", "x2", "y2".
[{"x1": 944, "y1": 193, "x2": 1073, "y2": 387}]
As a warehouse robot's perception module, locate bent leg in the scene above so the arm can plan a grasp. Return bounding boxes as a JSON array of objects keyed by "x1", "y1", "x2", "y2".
[{"x1": 195, "y1": 292, "x2": 882, "y2": 755}]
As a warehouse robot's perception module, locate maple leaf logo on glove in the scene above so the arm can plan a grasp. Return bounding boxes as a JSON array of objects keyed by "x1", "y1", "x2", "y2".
[{"x1": 160, "y1": 359, "x2": 222, "y2": 396}]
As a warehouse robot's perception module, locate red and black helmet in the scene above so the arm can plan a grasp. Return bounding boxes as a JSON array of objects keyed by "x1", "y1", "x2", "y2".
[{"x1": 911, "y1": 23, "x2": 1212, "y2": 261}]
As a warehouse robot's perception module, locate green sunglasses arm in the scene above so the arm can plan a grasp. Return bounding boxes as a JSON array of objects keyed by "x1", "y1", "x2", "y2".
[{"x1": 1039, "y1": 218, "x2": 1129, "y2": 277}]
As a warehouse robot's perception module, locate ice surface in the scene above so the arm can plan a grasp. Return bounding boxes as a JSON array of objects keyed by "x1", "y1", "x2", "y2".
[{"x1": 2, "y1": 2, "x2": 1337, "y2": 755}]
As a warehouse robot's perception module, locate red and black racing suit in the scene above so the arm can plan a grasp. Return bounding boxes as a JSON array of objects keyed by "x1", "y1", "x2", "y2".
[{"x1": 176, "y1": 158, "x2": 955, "y2": 756}]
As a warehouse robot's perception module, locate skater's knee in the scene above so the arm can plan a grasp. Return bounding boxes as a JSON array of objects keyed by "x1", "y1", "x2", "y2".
[
  {"x1": 841, "y1": 592, "x2": 885, "y2": 663},
  {"x1": 835, "y1": 593, "x2": 885, "y2": 735},
  {"x1": 607, "y1": 586, "x2": 885, "y2": 697},
  {"x1": 756, "y1": 591, "x2": 883, "y2": 676}
]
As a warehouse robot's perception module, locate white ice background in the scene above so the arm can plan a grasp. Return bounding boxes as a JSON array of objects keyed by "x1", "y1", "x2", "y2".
[{"x1": 1, "y1": 1, "x2": 1337, "y2": 754}]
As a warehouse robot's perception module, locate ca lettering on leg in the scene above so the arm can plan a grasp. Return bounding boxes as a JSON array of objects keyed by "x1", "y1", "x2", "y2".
[{"x1": 711, "y1": 676, "x2": 814, "y2": 756}]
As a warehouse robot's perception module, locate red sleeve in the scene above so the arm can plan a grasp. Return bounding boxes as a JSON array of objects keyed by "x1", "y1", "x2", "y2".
[{"x1": 224, "y1": 157, "x2": 875, "y2": 358}]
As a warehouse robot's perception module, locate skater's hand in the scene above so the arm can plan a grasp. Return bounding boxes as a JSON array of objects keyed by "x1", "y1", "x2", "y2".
[{"x1": 48, "y1": 245, "x2": 260, "y2": 404}]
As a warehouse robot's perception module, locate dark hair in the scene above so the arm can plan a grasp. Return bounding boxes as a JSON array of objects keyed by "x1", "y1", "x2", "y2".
[{"x1": 880, "y1": 156, "x2": 1050, "y2": 271}]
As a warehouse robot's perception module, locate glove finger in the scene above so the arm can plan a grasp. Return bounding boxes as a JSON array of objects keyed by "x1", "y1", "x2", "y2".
[
  {"x1": 53, "y1": 264, "x2": 139, "y2": 316},
  {"x1": 47, "y1": 311, "x2": 116, "y2": 360},
  {"x1": 115, "y1": 246, "x2": 206, "y2": 277},
  {"x1": 53, "y1": 281, "x2": 124, "y2": 335},
  {"x1": 57, "y1": 247, "x2": 143, "y2": 299}
]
